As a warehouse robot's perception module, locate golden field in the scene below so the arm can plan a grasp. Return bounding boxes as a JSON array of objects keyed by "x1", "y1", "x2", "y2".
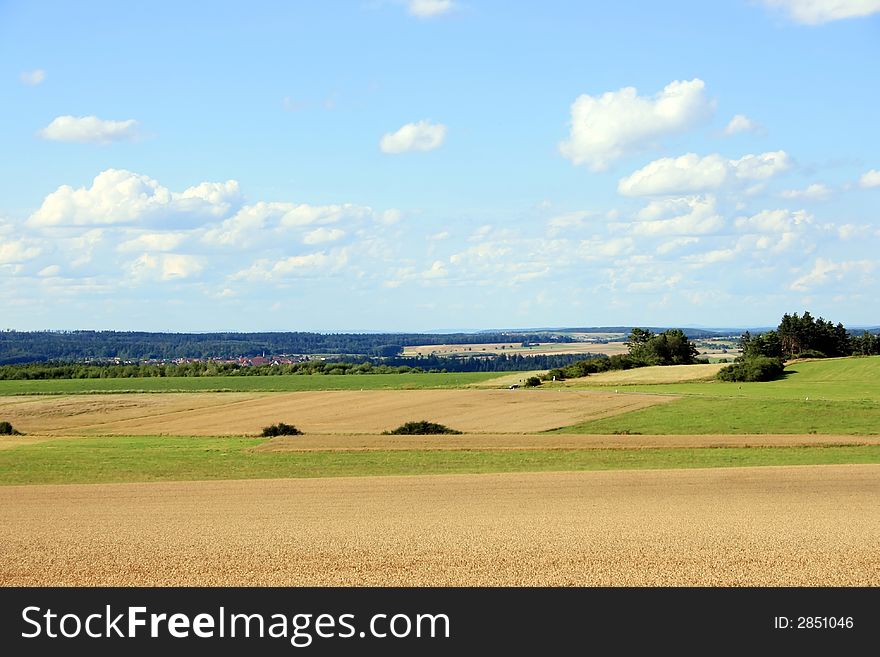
[
  {"x1": 0, "y1": 389, "x2": 675, "y2": 436},
  {"x1": 1, "y1": 465, "x2": 877, "y2": 586}
]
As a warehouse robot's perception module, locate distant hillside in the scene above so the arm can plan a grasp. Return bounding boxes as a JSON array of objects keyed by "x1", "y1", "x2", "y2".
[{"x1": 0, "y1": 330, "x2": 573, "y2": 364}]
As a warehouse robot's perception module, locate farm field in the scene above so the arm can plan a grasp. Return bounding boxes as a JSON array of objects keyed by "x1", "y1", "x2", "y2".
[
  {"x1": 402, "y1": 341, "x2": 628, "y2": 357},
  {"x1": 1, "y1": 466, "x2": 877, "y2": 585},
  {"x1": 0, "y1": 389, "x2": 673, "y2": 436},
  {"x1": 0, "y1": 371, "x2": 503, "y2": 395},
  {"x1": 556, "y1": 356, "x2": 880, "y2": 434}
]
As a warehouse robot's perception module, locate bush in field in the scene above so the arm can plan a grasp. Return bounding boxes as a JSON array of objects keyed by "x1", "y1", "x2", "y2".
[
  {"x1": 716, "y1": 356, "x2": 785, "y2": 382},
  {"x1": 0, "y1": 421, "x2": 21, "y2": 436},
  {"x1": 261, "y1": 422, "x2": 302, "y2": 437},
  {"x1": 382, "y1": 421, "x2": 462, "y2": 435},
  {"x1": 524, "y1": 376, "x2": 542, "y2": 387}
]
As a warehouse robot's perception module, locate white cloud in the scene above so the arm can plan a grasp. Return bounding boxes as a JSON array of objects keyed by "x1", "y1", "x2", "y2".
[
  {"x1": 421, "y1": 260, "x2": 448, "y2": 278},
  {"x1": 559, "y1": 78, "x2": 714, "y2": 171},
  {"x1": 303, "y1": 227, "x2": 345, "y2": 244},
  {"x1": 428, "y1": 231, "x2": 450, "y2": 241},
  {"x1": 203, "y1": 202, "x2": 371, "y2": 247},
  {"x1": 38, "y1": 265, "x2": 61, "y2": 277},
  {"x1": 790, "y1": 257, "x2": 876, "y2": 291},
  {"x1": 118, "y1": 232, "x2": 188, "y2": 253},
  {"x1": 735, "y1": 208, "x2": 812, "y2": 233},
  {"x1": 761, "y1": 0, "x2": 880, "y2": 25},
  {"x1": 547, "y1": 211, "x2": 597, "y2": 234},
  {"x1": 379, "y1": 209, "x2": 404, "y2": 225},
  {"x1": 684, "y1": 248, "x2": 737, "y2": 266},
  {"x1": 380, "y1": 120, "x2": 447, "y2": 153},
  {"x1": 38, "y1": 115, "x2": 139, "y2": 144},
  {"x1": 655, "y1": 237, "x2": 700, "y2": 254},
  {"x1": 859, "y1": 169, "x2": 880, "y2": 188},
  {"x1": 579, "y1": 237, "x2": 634, "y2": 258},
  {"x1": 27, "y1": 169, "x2": 237, "y2": 227},
  {"x1": 20, "y1": 69, "x2": 46, "y2": 86},
  {"x1": 0, "y1": 239, "x2": 41, "y2": 264},
  {"x1": 632, "y1": 195, "x2": 724, "y2": 236},
  {"x1": 232, "y1": 250, "x2": 349, "y2": 282},
  {"x1": 407, "y1": 0, "x2": 454, "y2": 17},
  {"x1": 780, "y1": 183, "x2": 831, "y2": 200},
  {"x1": 127, "y1": 253, "x2": 205, "y2": 282},
  {"x1": 723, "y1": 114, "x2": 762, "y2": 135},
  {"x1": 618, "y1": 151, "x2": 791, "y2": 196}
]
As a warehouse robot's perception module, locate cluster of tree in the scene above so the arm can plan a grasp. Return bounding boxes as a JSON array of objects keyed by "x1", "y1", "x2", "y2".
[
  {"x1": 0, "y1": 330, "x2": 573, "y2": 364},
  {"x1": 544, "y1": 329, "x2": 701, "y2": 380},
  {"x1": 741, "y1": 312, "x2": 880, "y2": 360},
  {"x1": 382, "y1": 421, "x2": 461, "y2": 435},
  {"x1": 716, "y1": 356, "x2": 785, "y2": 382},
  {"x1": 0, "y1": 421, "x2": 22, "y2": 436},
  {"x1": 261, "y1": 423, "x2": 301, "y2": 437},
  {"x1": 625, "y1": 328, "x2": 700, "y2": 366}
]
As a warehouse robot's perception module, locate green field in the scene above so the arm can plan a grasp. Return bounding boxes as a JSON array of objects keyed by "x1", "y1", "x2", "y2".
[
  {"x1": 558, "y1": 356, "x2": 880, "y2": 434},
  {"x1": 0, "y1": 436, "x2": 877, "y2": 485},
  {"x1": 0, "y1": 371, "x2": 503, "y2": 395}
]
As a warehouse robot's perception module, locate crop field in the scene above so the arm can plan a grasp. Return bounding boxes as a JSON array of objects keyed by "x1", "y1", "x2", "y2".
[
  {"x1": 0, "y1": 389, "x2": 673, "y2": 436},
  {"x1": 402, "y1": 341, "x2": 628, "y2": 357},
  {"x1": 0, "y1": 371, "x2": 503, "y2": 395},
  {"x1": 1, "y1": 466, "x2": 877, "y2": 585}
]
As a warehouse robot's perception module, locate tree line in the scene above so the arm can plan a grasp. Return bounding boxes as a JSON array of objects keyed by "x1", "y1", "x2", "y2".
[
  {"x1": 0, "y1": 330, "x2": 573, "y2": 365},
  {"x1": 0, "y1": 353, "x2": 595, "y2": 380},
  {"x1": 719, "y1": 311, "x2": 879, "y2": 382}
]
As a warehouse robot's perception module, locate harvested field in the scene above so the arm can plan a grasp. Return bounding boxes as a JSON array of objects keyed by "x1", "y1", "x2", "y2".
[
  {"x1": 0, "y1": 389, "x2": 674, "y2": 436},
  {"x1": 255, "y1": 432, "x2": 880, "y2": 452},
  {"x1": 402, "y1": 342, "x2": 628, "y2": 357},
  {"x1": 561, "y1": 363, "x2": 726, "y2": 386},
  {"x1": 1, "y1": 465, "x2": 877, "y2": 586}
]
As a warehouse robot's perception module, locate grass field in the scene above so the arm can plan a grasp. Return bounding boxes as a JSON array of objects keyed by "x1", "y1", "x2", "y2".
[
  {"x1": 0, "y1": 371, "x2": 503, "y2": 395},
  {"x1": 557, "y1": 356, "x2": 880, "y2": 435},
  {"x1": 0, "y1": 435, "x2": 878, "y2": 485}
]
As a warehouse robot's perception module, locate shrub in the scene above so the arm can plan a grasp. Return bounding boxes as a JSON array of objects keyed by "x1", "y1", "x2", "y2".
[
  {"x1": 716, "y1": 356, "x2": 785, "y2": 382},
  {"x1": 0, "y1": 421, "x2": 21, "y2": 436},
  {"x1": 524, "y1": 376, "x2": 542, "y2": 387},
  {"x1": 382, "y1": 421, "x2": 462, "y2": 435},
  {"x1": 261, "y1": 422, "x2": 302, "y2": 437}
]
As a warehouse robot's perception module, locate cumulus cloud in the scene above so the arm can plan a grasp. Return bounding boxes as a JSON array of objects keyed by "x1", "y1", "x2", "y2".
[
  {"x1": 380, "y1": 120, "x2": 447, "y2": 153},
  {"x1": 38, "y1": 115, "x2": 139, "y2": 143},
  {"x1": 232, "y1": 250, "x2": 349, "y2": 282},
  {"x1": 859, "y1": 169, "x2": 880, "y2": 188},
  {"x1": 780, "y1": 183, "x2": 831, "y2": 200},
  {"x1": 735, "y1": 208, "x2": 812, "y2": 233},
  {"x1": 559, "y1": 78, "x2": 714, "y2": 171},
  {"x1": 118, "y1": 232, "x2": 189, "y2": 253},
  {"x1": 618, "y1": 151, "x2": 791, "y2": 196},
  {"x1": 127, "y1": 253, "x2": 205, "y2": 282},
  {"x1": 760, "y1": 0, "x2": 880, "y2": 25},
  {"x1": 0, "y1": 239, "x2": 41, "y2": 264},
  {"x1": 38, "y1": 265, "x2": 61, "y2": 277},
  {"x1": 203, "y1": 202, "x2": 371, "y2": 248},
  {"x1": 407, "y1": 0, "x2": 454, "y2": 17},
  {"x1": 790, "y1": 257, "x2": 876, "y2": 291},
  {"x1": 27, "y1": 169, "x2": 240, "y2": 227},
  {"x1": 303, "y1": 227, "x2": 345, "y2": 244},
  {"x1": 632, "y1": 195, "x2": 724, "y2": 236},
  {"x1": 20, "y1": 69, "x2": 46, "y2": 86},
  {"x1": 723, "y1": 114, "x2": 762, "y2": 135}
]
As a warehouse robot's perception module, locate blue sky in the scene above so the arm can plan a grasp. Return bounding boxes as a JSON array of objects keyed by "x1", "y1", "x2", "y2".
[{"x1": 2, "y1": 0, "x2": 879, "y2": 331}]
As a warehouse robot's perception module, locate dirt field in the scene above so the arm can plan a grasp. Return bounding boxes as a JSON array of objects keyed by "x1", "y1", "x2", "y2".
[
  {"x1": 1, "y1": 465, "x2": 876, "y2": 586},
  {"x1": 254, "y1": 432, "x2": 880, "y2": 451},
  {"x1": 0, "y1": 390, "x2": 674, "y2": 435}
]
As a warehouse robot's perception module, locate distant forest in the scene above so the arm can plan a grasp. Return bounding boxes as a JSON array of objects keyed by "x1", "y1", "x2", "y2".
[{"x1": 0, "y1": 330, "x2": 574, "y2": 365}]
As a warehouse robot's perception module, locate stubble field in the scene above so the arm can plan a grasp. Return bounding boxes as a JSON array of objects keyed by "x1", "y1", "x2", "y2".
[{"x1": 1, "y1": 466, "x2": 876, "y2": 586}]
